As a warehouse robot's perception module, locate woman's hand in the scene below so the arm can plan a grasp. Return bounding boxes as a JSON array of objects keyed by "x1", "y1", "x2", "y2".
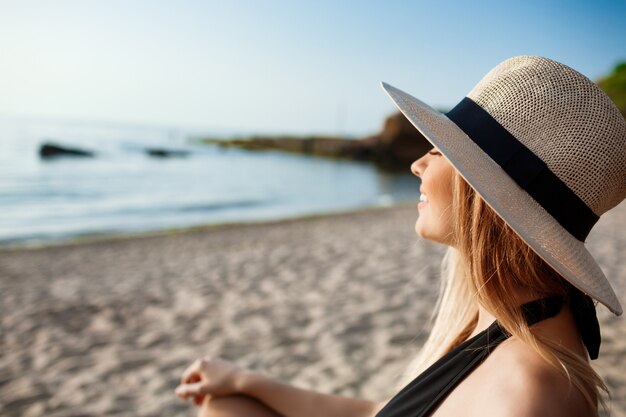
[{"x1": 175, "y1": 357, "x2": 247, "y2": 406}]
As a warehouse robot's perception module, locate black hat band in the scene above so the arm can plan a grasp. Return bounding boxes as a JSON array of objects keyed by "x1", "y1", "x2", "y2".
[{"x1": 446, "y1": 97, "x2": 598, "y2": 241}]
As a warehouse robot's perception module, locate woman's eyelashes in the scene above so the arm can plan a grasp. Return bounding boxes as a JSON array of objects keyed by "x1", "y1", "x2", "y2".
[{"x1": 428, "y1": 149, "x2": 442, "y2": 156}]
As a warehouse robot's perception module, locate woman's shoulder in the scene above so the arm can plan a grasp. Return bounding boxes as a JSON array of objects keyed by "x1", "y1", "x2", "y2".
[
  {"x1": 475, "y1": 337, "x2": 594, "y2": 417},
  {"x1": 431, "y1": 335, "x2": 595, "y2": 417}
]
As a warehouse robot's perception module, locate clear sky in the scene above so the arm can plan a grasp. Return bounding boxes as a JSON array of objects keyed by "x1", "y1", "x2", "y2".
[{"x1": 1, "y1": 0, "x2": 624, "y2": 136}]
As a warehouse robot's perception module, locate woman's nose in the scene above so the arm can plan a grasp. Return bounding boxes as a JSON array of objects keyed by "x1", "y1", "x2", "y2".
[{"x1": 411, "y1": 157, "x2": 424, "y2": 177}]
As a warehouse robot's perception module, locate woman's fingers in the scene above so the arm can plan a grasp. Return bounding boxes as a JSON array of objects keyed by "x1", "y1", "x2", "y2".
[
  {"x1": 180, "y1": 358, "x2": 205, "y2": 384},
  {"x1": 175, "y1": 384, "x2": 189, "y2": 400},
  {"x1": 177, "y1": 357, "x2": 241, "y2": 403},
  {"x1": 177, "y1": 358, "x2": 210, "y2": 404},
  {"x1": 175, "y1": 383, "x2": 206, "y2": 407},
  {"x1": 176, "y1": 381, "x2": 205, "y2": 398}
]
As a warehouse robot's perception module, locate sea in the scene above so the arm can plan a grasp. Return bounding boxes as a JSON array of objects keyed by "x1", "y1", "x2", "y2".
[{"x1": 0, "y1": 117, "x2": 420, "y2": 247}]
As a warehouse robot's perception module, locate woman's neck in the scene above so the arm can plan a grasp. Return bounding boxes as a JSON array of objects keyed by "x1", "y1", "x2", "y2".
[
  {"x1": 473, "y1": 304, "x2": 496, "y2": 336},
  {"x1": 470, "y1": 287, "x2": 551, "y2": 338}
]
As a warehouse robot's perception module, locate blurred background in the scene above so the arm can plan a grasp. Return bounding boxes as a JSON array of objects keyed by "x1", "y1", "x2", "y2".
[{"x1": 0, "y1": 0, "x2": 624, "y2": 246}]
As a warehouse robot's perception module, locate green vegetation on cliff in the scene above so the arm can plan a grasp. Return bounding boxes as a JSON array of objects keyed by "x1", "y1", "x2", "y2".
[{"x1": 598, "y1": 62, "x2": 626, "y2": 117}]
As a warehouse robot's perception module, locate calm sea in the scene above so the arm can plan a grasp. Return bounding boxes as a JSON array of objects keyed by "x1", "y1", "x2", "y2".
[{"x1": 0, "y1": 117, "x2": 420, "y2": 246}]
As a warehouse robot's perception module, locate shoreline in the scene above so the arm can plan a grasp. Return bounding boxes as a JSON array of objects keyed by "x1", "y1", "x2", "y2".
[{"x1": 0, "y1": 201, "x2": 415, "y2": 252}]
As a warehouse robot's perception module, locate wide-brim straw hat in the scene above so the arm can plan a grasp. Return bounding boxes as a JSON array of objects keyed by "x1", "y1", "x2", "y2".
[{"x1": 382, "y1": 56, "x2": 626, "y2": 315}]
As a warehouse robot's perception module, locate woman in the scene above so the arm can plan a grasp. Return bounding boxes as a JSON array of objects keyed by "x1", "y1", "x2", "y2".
[{"x1": 175, "y1": 56, "x2": 626, "y2": 416}]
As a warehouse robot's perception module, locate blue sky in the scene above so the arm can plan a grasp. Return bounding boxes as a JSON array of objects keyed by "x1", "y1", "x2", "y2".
[{"x1": 0, "y1": 0, "x2": 624, "y2": 136}]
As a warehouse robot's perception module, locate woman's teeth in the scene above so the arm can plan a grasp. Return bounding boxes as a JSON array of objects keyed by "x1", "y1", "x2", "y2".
[{"x1": 419, "y1": 194, "x2": 429, "y2": 203}]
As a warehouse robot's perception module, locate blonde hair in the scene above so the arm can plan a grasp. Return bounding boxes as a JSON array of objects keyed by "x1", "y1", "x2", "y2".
[{"x1": 398, "y1": 171, "x2": 608, "y2": 413}]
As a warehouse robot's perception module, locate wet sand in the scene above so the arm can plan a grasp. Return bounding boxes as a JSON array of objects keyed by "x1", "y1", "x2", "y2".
[{"x1": 1, "y1": 201, "x2": 625, "y2": 417}]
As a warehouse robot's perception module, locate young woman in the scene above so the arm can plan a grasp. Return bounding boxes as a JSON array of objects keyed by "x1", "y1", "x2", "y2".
[{"x1": 175, "y1": 56, "x2": 626, "y2": 417}]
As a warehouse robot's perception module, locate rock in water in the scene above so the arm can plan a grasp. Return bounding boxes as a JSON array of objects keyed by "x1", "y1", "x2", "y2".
[
  {"x1": 145, "y1": 148, "x2": 190, "y2": 158},
  {"x1": 39, "y1": 143, "x2": 95, "y2": 159}
]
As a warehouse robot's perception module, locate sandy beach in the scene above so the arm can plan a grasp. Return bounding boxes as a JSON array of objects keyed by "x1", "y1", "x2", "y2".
[{"x1": 1, "y1": 201, "x2": 625, "y2": 417}]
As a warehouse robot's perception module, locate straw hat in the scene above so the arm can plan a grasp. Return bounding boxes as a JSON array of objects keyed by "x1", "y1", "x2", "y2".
[{"x1": 382, "y1": 56, "x2": 626, "y2": 315}]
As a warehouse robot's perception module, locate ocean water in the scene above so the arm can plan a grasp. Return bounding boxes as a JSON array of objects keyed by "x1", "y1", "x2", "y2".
[{"x1": 0, "y1": 117, "x2": 420, "y2": 246}]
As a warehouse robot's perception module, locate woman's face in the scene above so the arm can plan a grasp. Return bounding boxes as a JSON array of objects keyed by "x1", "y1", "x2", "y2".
[{"x1": 411, "y1": 148, "x2": 456, "y2": 245}]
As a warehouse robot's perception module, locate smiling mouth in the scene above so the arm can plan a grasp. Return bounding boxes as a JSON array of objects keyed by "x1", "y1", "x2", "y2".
[{"x1": 418, "y1": 193, "x2": 429, "y2": 210}]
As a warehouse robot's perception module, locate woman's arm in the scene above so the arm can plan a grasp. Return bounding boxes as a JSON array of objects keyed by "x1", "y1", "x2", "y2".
[
  {"x1": 238, "y1": 369, "x2": 383, "y2": 417},
  {"x1": 175, "y1": 357, "x2": 383, "y2": 417}
]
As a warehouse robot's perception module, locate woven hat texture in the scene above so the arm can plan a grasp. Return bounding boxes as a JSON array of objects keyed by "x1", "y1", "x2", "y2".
[
  {"x1": 382, "y1": 55, "x2": 626, "y2": 315},
  {"x1": 468, "y1": 56, "x2": 626, "y2": 214}
]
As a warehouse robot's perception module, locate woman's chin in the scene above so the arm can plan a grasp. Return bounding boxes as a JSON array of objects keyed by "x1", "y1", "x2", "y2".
[
  {"x1": 414, "y1": 220, "x2": 427, "y2": 239},
  {"x1": 415, "y1": 221, "x2": 453, "y2": 246}
]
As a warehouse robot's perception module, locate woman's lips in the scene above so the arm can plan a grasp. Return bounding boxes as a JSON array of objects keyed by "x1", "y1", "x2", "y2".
[{"x1": 418, "y1": 192, "x2": 428, "y2": 209}]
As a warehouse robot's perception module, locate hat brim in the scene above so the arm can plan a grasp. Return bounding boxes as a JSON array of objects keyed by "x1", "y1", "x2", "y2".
[{"x1": 381, "y1": 82, "x2": 622, "y2": 315}]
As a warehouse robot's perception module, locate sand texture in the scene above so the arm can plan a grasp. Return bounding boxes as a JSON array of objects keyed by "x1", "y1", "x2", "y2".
[{"x1": 1, "y1": 202, "x2": 625, "y2": 417}]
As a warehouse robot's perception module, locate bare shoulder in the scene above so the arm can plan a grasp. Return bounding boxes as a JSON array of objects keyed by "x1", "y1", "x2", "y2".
[{"x1": 475, "y1": 338, "x2": 595, "y2": 417}]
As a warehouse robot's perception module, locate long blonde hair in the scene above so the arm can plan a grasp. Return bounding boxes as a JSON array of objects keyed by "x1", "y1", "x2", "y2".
[{"x1": 398, "y1": 171, "x2": 608, "y2": 413}]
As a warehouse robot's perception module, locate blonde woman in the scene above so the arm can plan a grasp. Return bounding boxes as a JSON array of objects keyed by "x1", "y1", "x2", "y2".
[{"x1": 175, "y1": 56, "x2": 626, "y2": 417}]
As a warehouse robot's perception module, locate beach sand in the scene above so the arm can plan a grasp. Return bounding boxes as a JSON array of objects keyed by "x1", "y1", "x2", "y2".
[{"x1": 1, "y1": 201, "x2": 625, "y2": 417}]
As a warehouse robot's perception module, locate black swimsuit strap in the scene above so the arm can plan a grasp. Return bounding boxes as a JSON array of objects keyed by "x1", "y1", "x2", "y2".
[
  {"x1": 375, "y1": 296, "x2": 564, "y2": 417},
  {"x1": 520, "y1": 295, "x2": 564, "y2": 326}
]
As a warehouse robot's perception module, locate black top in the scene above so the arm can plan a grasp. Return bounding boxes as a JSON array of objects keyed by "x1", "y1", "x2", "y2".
[{"x1": 375, "y1": 297, "x2": 572, "y2": 417}]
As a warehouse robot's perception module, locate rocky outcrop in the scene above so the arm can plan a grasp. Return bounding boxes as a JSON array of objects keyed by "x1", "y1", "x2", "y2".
[
  {"x1": 352, "y1": 112, "x2": 432, "y2": 168},
  {"x1": 39, "y1": 143, "x2": 95, "y2": 159},
  {"x1": 201, "y1": 112, "x2": 432, "y2": 170}
]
